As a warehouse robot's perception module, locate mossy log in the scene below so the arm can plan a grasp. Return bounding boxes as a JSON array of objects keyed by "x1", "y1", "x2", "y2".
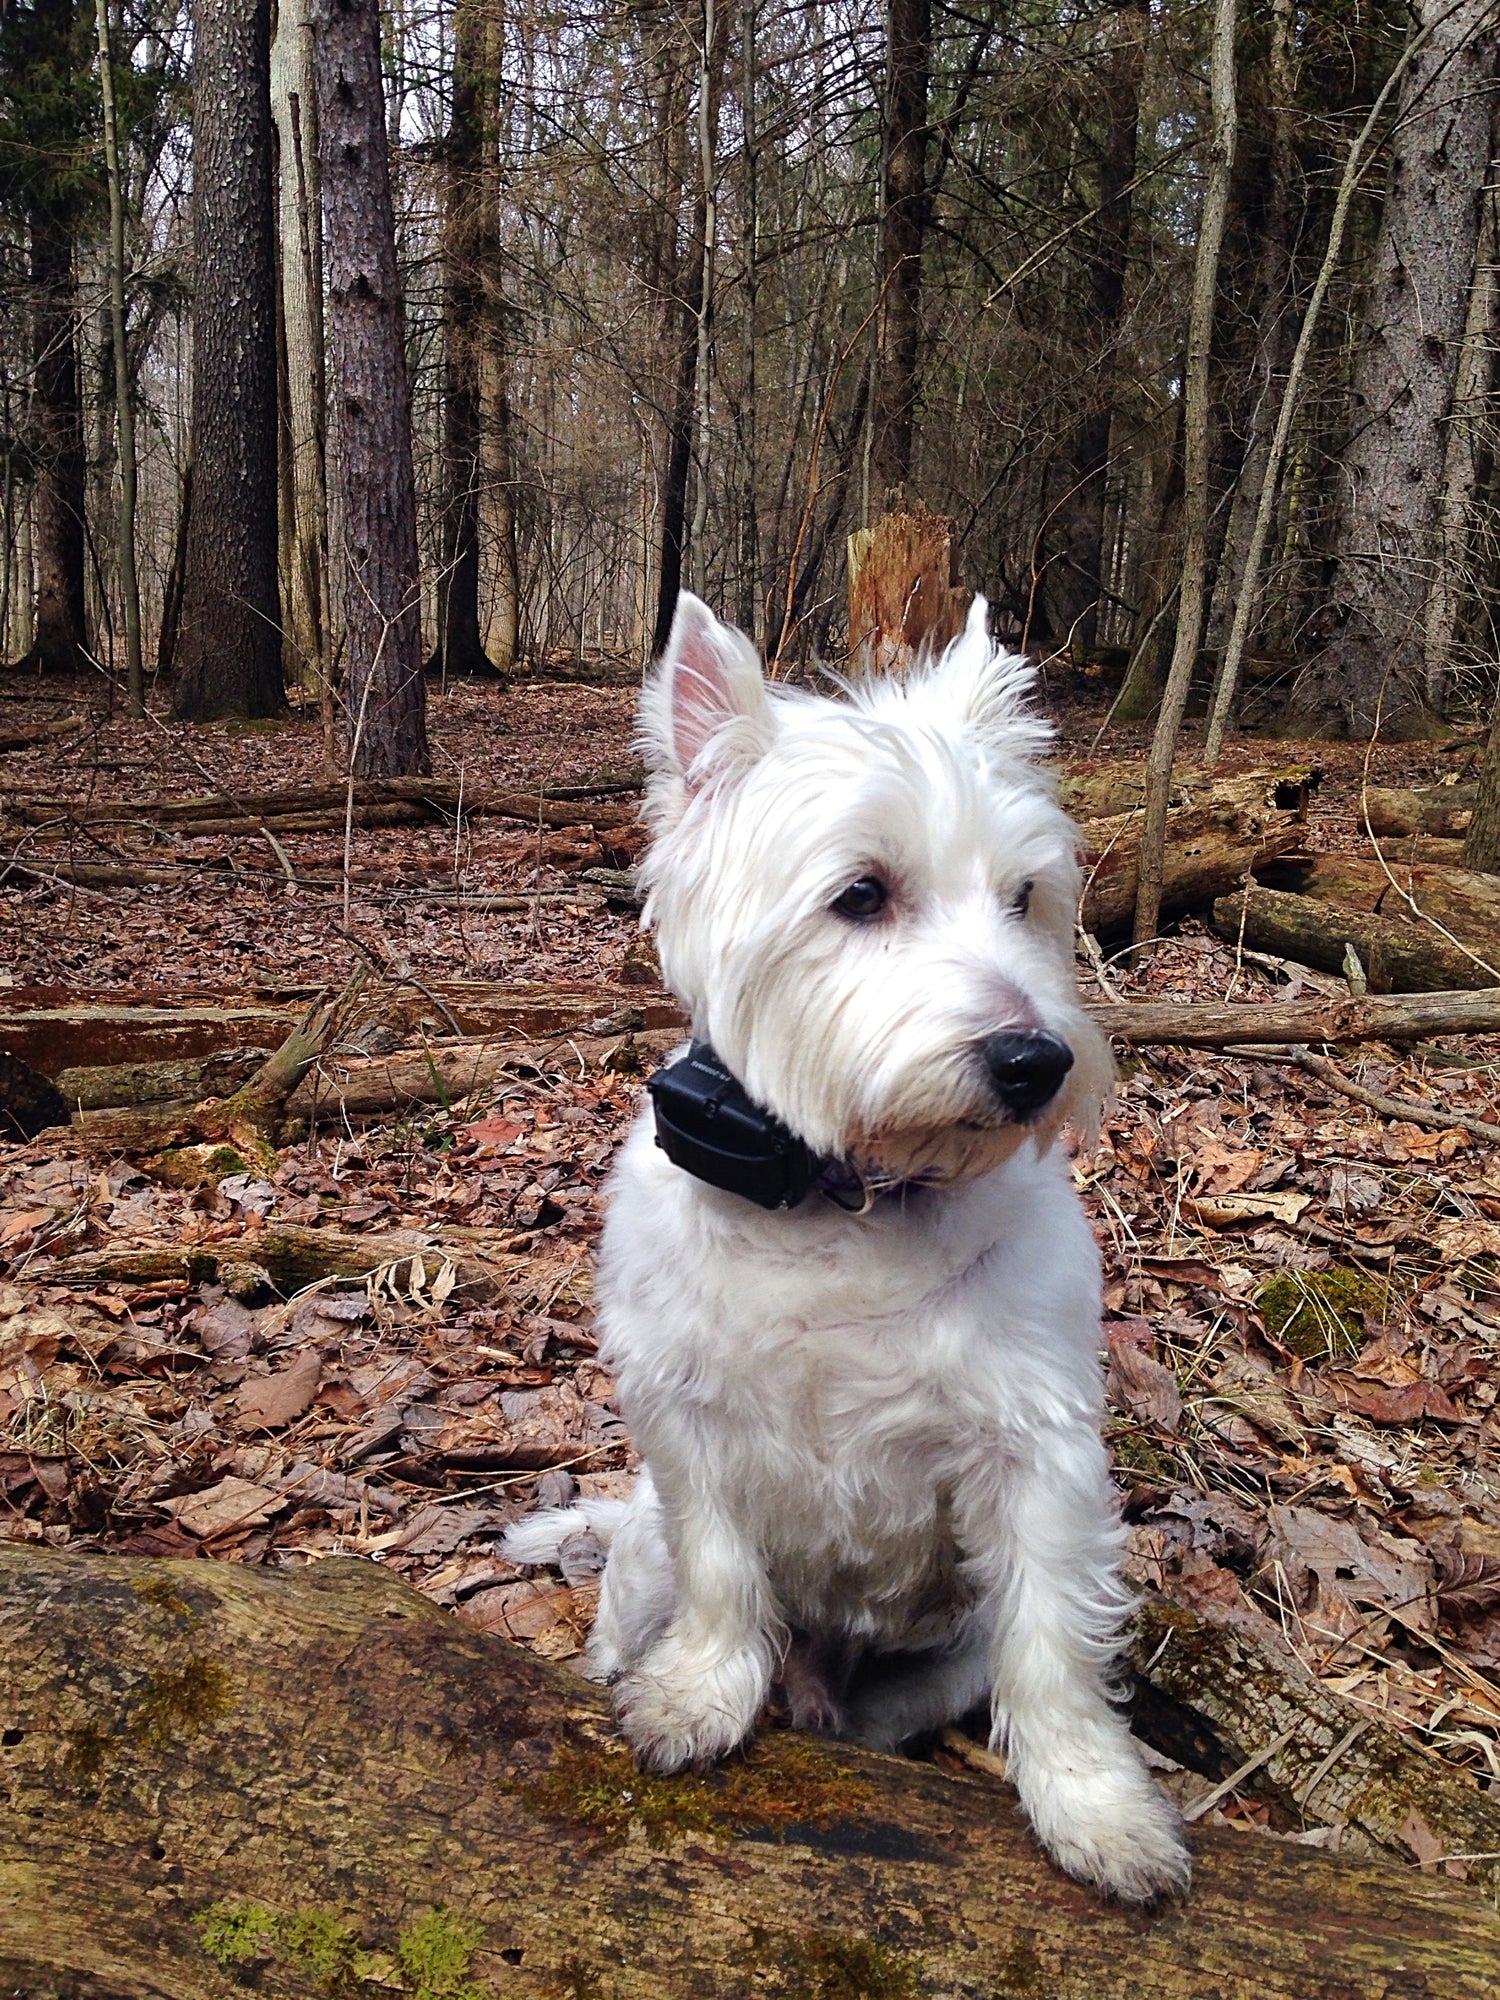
[
  {"x1": 1058, "y1": 761, "x2": 1318, "y2": 826},
  {"x1": 1211, "y1": 886, "x2": 1495, "y2": 993},
  {"x1": 2, "y1": 1548, "x2": 1497, "y2": 2000},
  {"x1": 1362, "y1": 785, "x2": 1475, "y2": 841},
  {"x1": 1129, "y1": 1600, "x2": 1500, "y2": 1897},
  {"x1": 1080, "y1": 795, "x2": 1308, "y2": 937},
  {"x1": 1279, "y1": 854, "x2": 1500, "y2": 967}
]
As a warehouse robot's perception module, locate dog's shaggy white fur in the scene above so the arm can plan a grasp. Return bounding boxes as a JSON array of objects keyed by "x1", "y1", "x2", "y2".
[{"x1": 504, "y1": 594, "x2": 1190, "y2": 1901}]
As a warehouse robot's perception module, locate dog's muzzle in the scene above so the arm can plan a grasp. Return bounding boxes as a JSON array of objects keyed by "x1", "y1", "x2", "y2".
[{"x1": 979, "y1": 1030, "x2": 1074, "y2": 1122}]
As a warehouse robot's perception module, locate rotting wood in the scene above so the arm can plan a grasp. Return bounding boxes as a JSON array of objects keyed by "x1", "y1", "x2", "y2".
[
  {"x1": 40, "y1": 1220, "x2": 526, "y2": 1302},
  {"x1": 288, "y1": 1026, "x2": 680, "y2": 1117},
  {"x1": 6, "y1": 776, "x2": 638, "y2": 834},
  {"x1": 1081, "y1": 794, "x2": 1307, "y2": 936},
  {"x1": 1057, "y1": 758, "x2": 1317, "y2": 824},
  {"x1": 1277, "y1": 853, "x2": 1500, "y2": 966},
  {"x1": 0, "y1": 715, "x2": 86, "y2": 754},
  {"x1": 1211, "y1": 885, "x2": 1495, "y2": 993},
  {"x1": 0, "y1": 982, "x2": 684, "y2": 1075},
  {"x1": 0, "y1": 1547, "x2": 1496, "y2": 2000},
  {"x1": 1364, "y1": 784, "x2": 1475, "y2": 840},
  {"x1": 1130, "y1": 1596, "x2": 1500, "y2": 1898},
  {"x1": 1088, "y1": 985, "x2": 1500, "y2": 1047},
  {"x1": 846, "y1": 505, "x2": 968, "y2": 676}
]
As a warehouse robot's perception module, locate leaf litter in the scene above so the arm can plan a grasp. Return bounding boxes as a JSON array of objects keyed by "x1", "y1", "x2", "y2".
[{"x1": 3, "y1": 694, "x2": 1500, "y2": 1848}]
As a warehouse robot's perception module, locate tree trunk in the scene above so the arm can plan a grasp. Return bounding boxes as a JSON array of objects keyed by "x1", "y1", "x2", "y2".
[
  {"x1": 477, "y1": 0, "x2": 520, "y2": 672},
  {"x1": 1288, "y1": 0, "x2": 1498, "y2": 738},
  {"x1": 1464, "y1": 680, "x2": 1500, "y2": 870},
  {"x1": 1043, "y1": 0, "x2": 1144, "y2": 652},
  {"x1": 270, "y1": 0, "x2": 328, "y2": 694},
  {"x1": 95, "y1": 0, "x2": 144, "y2": 716},
  {"x1": 22, "y1": 131, "x2": 88, "y2": 675},
  {"x1": 313, "y1": 0, "x2": 429, "y2": 776},
  {"x1": 869, "y1": 0, "x2": 931, "y2": 506},
  {"x1": 431, "y1": 0, "x2": 496, "y2": 680},
  {"x1": 1133, "y1": 0, "x2": 1237, "y2": 947},
  {"x1": 172, "y1": 0, "x2": 285, "y2": 722},
  {"x1": 2, "y1": 1548, "x2": 1497, "y2": 2000}
]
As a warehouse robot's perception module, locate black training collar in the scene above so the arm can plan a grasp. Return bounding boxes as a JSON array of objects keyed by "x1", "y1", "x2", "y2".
[{"x1": 648, "y1": 1042, "x2": 913, "y2": 1212}]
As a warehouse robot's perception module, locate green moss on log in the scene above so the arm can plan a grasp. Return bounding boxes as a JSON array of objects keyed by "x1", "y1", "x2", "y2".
[{"x1": 1258, "y1": 1268, "x2": 1389, "y2": 1359}]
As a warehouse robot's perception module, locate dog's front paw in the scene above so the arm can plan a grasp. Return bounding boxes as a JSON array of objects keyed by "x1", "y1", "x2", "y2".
[
  {"x1": 614, "y1": 1636, "x2": 768, "y2": 1773},
  {"x1": 1014, "y1": 1740, "x2": 1190, "y2": 1904}
]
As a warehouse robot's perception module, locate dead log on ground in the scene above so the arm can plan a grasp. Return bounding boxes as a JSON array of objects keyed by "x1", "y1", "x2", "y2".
[
  {"x1": 0, "y1": 982, "x2": 682, "y2": 1075},
  {"x1": 0, "y1": 715, "x2": 86, "y2": 754},
  {"x1": 1131, "y1": 1597, "x2": 1500, "y2": 1897},
  {"x1": 1212, "y1": 886, "x2": 1497, "y2": 992},
  {"x1": 1363, "y1": 784, "x2": 1475, "y2": 840},
  {"x1": 1059, "y1": 760, "x2": 1318, "y2": 825},
  {"x1": 7, "y1": 776, "x2": 637, "y2": 835},
  {"x1": 1081, "y1": 788, "x2": 1308, "y2": 936},
  {"x1": 39, "y1": 1219, "x2": 527, "y2": 1301},
  {"x1": 1, "y1": 1547, "x2": 1496, "y2": 2000},
  {"x1": 1275, "y1": 853, "x2": 1500, "y2": 967},
  {"x1": 287, "y1": 1026, "x2": 679, "y2": 1118},
  {"x1": 1088, "y1": 986, "x2": 1500, "y2": 1047}
]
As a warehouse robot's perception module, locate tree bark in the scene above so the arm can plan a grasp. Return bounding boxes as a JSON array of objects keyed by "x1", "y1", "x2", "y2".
[
  {"x1": 2, "y1": 1548, "x2": 1497, "y2": 2000},
  {"x1": 270, "y1": 0, "x2": 328, "y2": 693},
  {"x1": 1133, "y1": 0, "x2": 1237, "y2": 948},
  {"x1": 430, "y1": 0, "x2": 497, "y2": 680},
  {"x1": 1043, "y1": 0, "x2": 1144, "y2": 652},
  {"x1": 20, "y1": 3, "x2": 88, "y2": 680},
  {"x1": 95, "y1": 0, "x2": 144, "y2": 716},
  {"x1": 313, "y1": 0, "x2": 429, "y2": 776},
  {"x1": 172, "y1": 0, "x2": 285, "y2": 722},
  {"x1": 1289, "y1": 0, "x2": 1498, "y2": 739},
  {"x1": 1211, "y1": 883, "x2": 1500, "y2": 992},
  {"x1": 477, "y1": 0, "x2": 520, "y2": 672},
  {"x1": 869, "y1": 0, "x2": 931, "y2": 506}
]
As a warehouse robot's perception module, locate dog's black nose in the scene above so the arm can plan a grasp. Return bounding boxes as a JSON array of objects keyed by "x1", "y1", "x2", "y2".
[{"x1": 980, "y1": 1030, "x2": 1074, "y2": 1121}]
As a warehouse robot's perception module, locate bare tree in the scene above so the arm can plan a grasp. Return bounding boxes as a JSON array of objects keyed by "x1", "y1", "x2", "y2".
[
  {"x1": 172, "y1": 0, "x2": 285, "y2": 720},
  {"x1": 313, "y1": 0, "x2": 428, "y2": 776},
  {"x1": 870, "y1": 0, "x2": 931, "y2": 506},
  {"x1": 1289, "y1": 0, "x2": 1498, "y2": 738}
]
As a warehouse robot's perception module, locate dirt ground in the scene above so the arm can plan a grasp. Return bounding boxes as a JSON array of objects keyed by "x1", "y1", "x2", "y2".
[{"x1": 3, "y1": 665, "x2": 1499, "y2": 1853}]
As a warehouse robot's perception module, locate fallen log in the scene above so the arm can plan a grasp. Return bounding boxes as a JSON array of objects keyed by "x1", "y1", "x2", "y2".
[
  {"x1": 1, "y1": 1547, "x2": 1495, "y2": 1999},
  {"x1": 1275, "y1": 853, "x2": 1500, "y2": 970},
  {"x1": 1211, "y1": 886, "x2": 1496, "y2": 992},
  {"x1": 1363, "y1": 784, "x2": 1475, "y2": 840},
  {"x1": 8, "y1": 776, "x2": 637, "y2": 834},
  {"x1": 38, "y1": 1219, "x2": 527, "y2": 1301},
  {"x1": 1059, "y1": 760, "x2": 1318, "y2": 825},
  {"x1": 0, "y1": 982, "x2": 683, "y2": 1075},
  {"x1": 1081, "y1": 791, "x2": 1308, "y2": 936},
  {"x1": 288, "y1": 1026, "x2": 679, "y2": 1118},
  {"x1": 0, "y1": 714, "x2": 86, "y2": 754},
  {"x1": 1131, "y1": 1597, "x2": 1500, "y2": 1897},
  {"x1": 1087, "y1": 986, "x2": 1500, "y2": 1047}
]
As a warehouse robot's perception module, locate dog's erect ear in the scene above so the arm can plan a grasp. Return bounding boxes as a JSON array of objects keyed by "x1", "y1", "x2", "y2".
[
  {"x1": 930, "y1": 596, "x2": 1051, "y2": 765},
  {"x1": 642, "y1": 593, "x2": 770, "y2": 806}
]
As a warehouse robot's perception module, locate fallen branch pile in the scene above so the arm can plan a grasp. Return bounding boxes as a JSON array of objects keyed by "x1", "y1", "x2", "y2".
[{"x1": 2, "y1": 1546, "x2": 1496, "y2": 1999}]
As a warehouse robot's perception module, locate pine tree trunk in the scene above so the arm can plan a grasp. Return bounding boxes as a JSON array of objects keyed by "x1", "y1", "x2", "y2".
[
  {"x1": 1289, "y1": 0, "x2": 1498, "y2": 738},
  {"x1": 313, "y1": 0, "x2": 429, "y2": 776},
  {"x1": 431, "y1": 0, "x2": 496, "y2": 680},
  {"x1": 172, "y1": 0, "x2": 285, "y2": 722},
  {"x1": 870, "y1": 0, "x2": 931, "y2": 506},
  {"x1": 1043, "y1": 0, "x2": 1144, "y2": 653},
  {"x1": 270, "y1": 0, "x2": 327, "y2": 695}
]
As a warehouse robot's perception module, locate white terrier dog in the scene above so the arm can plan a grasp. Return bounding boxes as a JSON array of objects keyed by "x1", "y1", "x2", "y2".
[{"x1": 504, "y1": 593, "x2": 1189, "y2": 1901}]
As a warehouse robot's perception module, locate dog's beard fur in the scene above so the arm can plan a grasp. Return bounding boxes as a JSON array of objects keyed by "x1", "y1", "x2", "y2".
[{"x1": 503, "y1": 595, "x2": 1189, "y2": 1906}]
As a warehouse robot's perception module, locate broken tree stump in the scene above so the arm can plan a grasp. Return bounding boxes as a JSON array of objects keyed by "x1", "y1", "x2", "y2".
[
  {"x1": 1, "y1": 1547, "x2": 1497, "y2": 1999},
  {"x1": 847, "y1": 506, "x2": 969, "y2": 676}
]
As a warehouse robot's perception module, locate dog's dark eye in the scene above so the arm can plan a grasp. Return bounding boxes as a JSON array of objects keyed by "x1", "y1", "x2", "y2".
[
  {"x1": 1012, "y1": 880, "x2": 1034, "y2": 918},
  {"x1": 833, "y1": 876, "x2": 889, "y2": 921}
]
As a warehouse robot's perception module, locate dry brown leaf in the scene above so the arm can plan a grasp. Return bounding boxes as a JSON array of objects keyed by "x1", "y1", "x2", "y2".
[
  {"x1": 1188, "y1": 1190, "x2": 1311, "y2": 1227},
  {"x1": 162, "y1": 1474, "x2": 285, "y2": 1539},
  {"x1": 1105, "y1": 1330, "x2": 1183, "y2": 1431},
  {"x1": 1324, "y1": 1375, "x2": 1464, "y2": 1427},
  {"x1": 233, "y1": 1346, "x2": 322, "y2": 1433}
]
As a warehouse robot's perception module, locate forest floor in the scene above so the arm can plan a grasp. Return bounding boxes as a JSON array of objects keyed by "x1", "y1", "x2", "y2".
[{"x1": 3, "y1": 664, "x2": 1500, "y2": 1857}]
